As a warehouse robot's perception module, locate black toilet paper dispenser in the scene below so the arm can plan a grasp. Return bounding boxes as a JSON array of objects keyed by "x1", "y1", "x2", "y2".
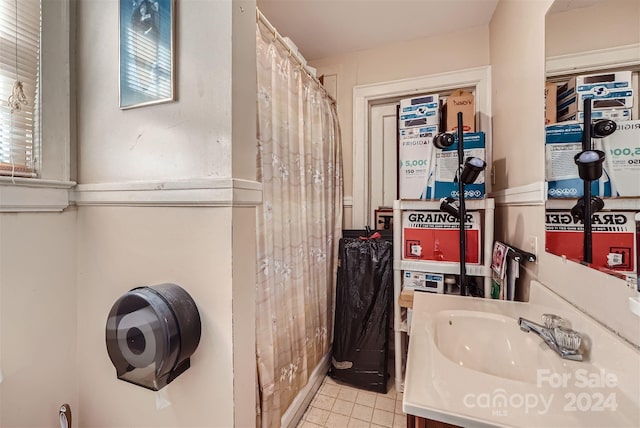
[{"x1": 105, "y1": 284, "x2": 201, "y2": 391}]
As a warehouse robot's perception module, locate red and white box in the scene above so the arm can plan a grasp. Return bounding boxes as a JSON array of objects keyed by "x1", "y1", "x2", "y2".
[
  {"x1": 546, "y1": 211, "x2": 637, "y2": 276},
  {"x1": 402, "y1": 210, "x2": 481, "y2": 264}
]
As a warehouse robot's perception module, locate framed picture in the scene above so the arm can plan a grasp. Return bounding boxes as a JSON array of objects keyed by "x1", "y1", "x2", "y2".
[{"x1": 119, "y1": 0, "x2": 175, "y2": 109}]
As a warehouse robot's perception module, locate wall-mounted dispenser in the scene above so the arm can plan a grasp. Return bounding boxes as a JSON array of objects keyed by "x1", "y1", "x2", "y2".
[{"x1": 106, "y1": 284, "x2": 201, "y2": 391}]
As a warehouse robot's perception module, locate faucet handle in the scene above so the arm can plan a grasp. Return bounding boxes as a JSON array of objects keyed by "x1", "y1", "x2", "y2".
[
  {"x1": 553, "y1": 326, "x2": 582, "y2": 351},
  {"x1": 542, "y1": 313, "x2": 570, "y2": 329}
]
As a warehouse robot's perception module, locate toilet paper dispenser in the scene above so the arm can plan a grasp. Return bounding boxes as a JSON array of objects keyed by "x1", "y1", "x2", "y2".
[{"x1": 105, "y1": 283, "x2": 201, "y2": 391}]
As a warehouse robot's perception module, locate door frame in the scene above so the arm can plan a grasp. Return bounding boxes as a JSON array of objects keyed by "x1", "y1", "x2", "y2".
[{"x1": 352, "y1": 66, "x2": 492, "y2": 228}]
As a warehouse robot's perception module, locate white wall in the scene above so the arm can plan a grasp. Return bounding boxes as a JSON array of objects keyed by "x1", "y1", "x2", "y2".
[
  {"x1": 311, "y1": 26, "x2": 490, "y2": 228},
  {"x1": 74, "y1": 0, "x2": 258, "y2": 426},
  {"x1": 546, "y1": 0, "x2": 640, "y2": 58},
  {"x1": 0, "y1": 211, "x2": 78, "y2": 428}
]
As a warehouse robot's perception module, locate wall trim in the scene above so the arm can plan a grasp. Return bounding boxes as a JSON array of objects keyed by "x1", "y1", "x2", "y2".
[
  {"x1": 0, "y1": 179, "x2": 76, "y2": 212},
  {"x1": 71, "y1": 178, "x2": 262, "y2": 207},
  {"x1": 489, "y1": 181, "x2": 546, "y2": 206},
  {"x1": 546, "y1": 44, "x2": 640, "y2": 76},
  {"x1": 352, "y1": 66, "x2": 492, "y2": 228}
]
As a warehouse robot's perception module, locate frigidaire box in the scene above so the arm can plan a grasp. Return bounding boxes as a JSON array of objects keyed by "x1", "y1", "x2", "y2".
[
  {"x1": 398, "y1": 135, "x2": 436, "y2": 200},
  {"x1": 402, "y1": 210, "x2": 481, "y2": 264},
  {"x1": 545, "y1": 121, "x2": 640, "y2": 198},
  {"x1": 546, "y1": 210, "x2": 637, "y2": 276},
  {"x1": 402, "y1": 271, "x2": 444, "y2": 293},
  {"x1": 399, "y1": 95, "x2": 440, "y2": 129},
  {"x1": 442, "y1": 90, "x2": 475, "y2": 132},
  {"x1": 598, "y1": 120, "x2": 640, "y2": 197},
  {"x1": 425, "y1": 132, "x2": 486, "y2": 200},
  {"x1": 545, "y1": 82, "x2": 557, "y2": 125}
]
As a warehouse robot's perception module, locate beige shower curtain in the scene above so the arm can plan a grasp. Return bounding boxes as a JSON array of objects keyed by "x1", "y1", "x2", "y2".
[{"x1": 255, "y1": 19, "x2": 343, "y2": 428}]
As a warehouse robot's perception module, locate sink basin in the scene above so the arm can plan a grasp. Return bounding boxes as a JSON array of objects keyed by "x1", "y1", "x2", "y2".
[{"x1": 432, "y1": 310, "x2": 563, "y2": 383}]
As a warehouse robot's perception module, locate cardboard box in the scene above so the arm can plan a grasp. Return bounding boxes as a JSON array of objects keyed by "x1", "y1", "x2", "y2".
[
  {"x1": 443, "y1": 90, "x2": 475, "y2": 132},
  {"x1": 400, "y1": 94, "x2": 439, "y2": 112},
  {"x1": 557, "y1": 71, "x2": 632, "y2": 103},
  {"x1": 400, "y1": 125, "x2": 438, "y2": 139},
  {"x1": 399, "y1": 95, "x2": 440, "y2": 129},
  {"x1": 399, "y1": 107, "x2": 440, "y2": 128},
  {"x1": 426, "y1": 132, "x2": 485, "y2": 200},
  {"x1": 545, "y1": 82, "x2": 557, "y2": 125},
  {"x1": 558, "y1": 108, "x2": 631, "y2": 123},
  {"x1": 557, "y1": 88, "x2": 634, "y2": 117},
  {"x1": 402, "y1": 210, "x2": 481, "y2": 264},
  {"x1": 398, "y1": 135, "x2": 436, "y2": 200},
  {"x1": 546, "y1": 210, "x2": 637, "y2": 276},
  {"x1": 545, "y1": 123, "x2": 613, "y2": 198},
  {"x1": 402, "y1": 271, "x2": 444, "y2": 293}
]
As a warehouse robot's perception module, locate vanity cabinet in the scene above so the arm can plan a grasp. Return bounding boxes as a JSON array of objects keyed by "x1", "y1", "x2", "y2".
[
  {"x1": 407, "y1": 415, "x2": 461, "y2": 428},
  {"x1": 392, "y1": 198, "x2": 495, "y2": 392}
]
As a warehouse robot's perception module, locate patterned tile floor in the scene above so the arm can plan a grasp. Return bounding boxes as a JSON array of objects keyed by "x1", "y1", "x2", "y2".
[{"x1": 297, "y1": 376, "x2": 406, "y2": 428}]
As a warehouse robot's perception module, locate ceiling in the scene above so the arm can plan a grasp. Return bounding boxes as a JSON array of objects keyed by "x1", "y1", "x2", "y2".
[{"x1": 257, "y1": 0, "x2": 499, "y2": 61}]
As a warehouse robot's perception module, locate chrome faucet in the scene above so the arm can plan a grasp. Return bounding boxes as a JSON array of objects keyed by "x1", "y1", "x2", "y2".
[{"x1": 518, "y1": 314, "x2": 585, "y2": 361}]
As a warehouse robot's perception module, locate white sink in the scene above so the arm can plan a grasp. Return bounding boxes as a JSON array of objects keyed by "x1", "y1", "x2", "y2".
[
  {"x1": 432, "y1": 310, "x2": 563, "y2": 384},
  {"x1": 403, "y1": 281, "x2": 640, "y2": 428}
]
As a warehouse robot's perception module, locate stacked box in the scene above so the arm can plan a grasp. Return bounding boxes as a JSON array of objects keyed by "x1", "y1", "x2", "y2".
[
  {"x1": 399, "y1": 95, "x2": 440, "y2": 128},
  {"x1": 402, "y1": 271, "x2": 444, "y2": 293},
  {"x1": 402, "y1": 210, "x2": 481, "y2": 264},
  {"x1": 398, "y1": 95, "x2": 440, "y2": 199},
  {"x1": 557, "y1": 71, "x2": 633, "y2": 121},
  {"x1": 560, "y1": 109, "x2": 631, "y2": 123},
  {"x1": 425, "y1": 132, "x2": 486, "y2": 200},
  {"x1": 442, "y1": 90, "x2": 475, "y2": 132},
  {"x1": 545, "y1": 82, "x2": 557, "y2": 125},
  {"x1": 546, "y1": 210, "x2": 637, "y2": 279},
  {"x1": 545, "y1": 121, "x2": 640, "y2": 198}
]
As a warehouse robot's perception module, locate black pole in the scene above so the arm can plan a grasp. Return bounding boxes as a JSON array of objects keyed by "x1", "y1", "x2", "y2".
[
  {"x1": 582, "y1": 98, "x2": 593, "y2": 264},
  {"x1": 457, "y1": 112, "x2": 467, "y2": 296}
]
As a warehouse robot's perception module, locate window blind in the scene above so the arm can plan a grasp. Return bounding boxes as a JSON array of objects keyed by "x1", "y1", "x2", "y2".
[{"x1": 0, "y1": 0, "x2": 40, "y2": 177}]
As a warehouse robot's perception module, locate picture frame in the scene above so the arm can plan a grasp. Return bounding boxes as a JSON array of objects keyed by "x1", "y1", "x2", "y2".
[{"x1": 119, "y1": 0, "x2": 175, "y2": 109}]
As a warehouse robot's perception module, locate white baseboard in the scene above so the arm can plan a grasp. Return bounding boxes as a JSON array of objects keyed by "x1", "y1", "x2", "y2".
[{"x1": 281, "y1": 350, "x2": 331, "y2": 428}]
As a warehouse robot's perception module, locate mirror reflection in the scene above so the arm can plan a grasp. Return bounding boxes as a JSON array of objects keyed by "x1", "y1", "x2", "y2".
[{"x1": 545, "y1": 0, "x2": 640, "y2": 287}]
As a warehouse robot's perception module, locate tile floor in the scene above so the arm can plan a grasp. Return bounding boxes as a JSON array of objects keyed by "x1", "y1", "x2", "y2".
[{"x1": 297, "y1": 376, "x2": 406, "y2": 428}]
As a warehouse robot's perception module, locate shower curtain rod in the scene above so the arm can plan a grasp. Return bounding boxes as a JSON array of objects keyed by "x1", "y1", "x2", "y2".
[{"x1": 256, "y1": 8, "x2": 336, "y2": 104}]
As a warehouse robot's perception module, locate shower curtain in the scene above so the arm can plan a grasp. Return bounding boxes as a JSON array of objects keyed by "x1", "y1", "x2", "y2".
[{"x1": 255, "y1": 19, "x2": 343, "y2": 428}]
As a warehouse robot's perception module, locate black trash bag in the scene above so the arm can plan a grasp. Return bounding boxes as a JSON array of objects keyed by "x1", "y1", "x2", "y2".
[{"x1": 330, "y1": 232, "x2": 393, "y2": 393}]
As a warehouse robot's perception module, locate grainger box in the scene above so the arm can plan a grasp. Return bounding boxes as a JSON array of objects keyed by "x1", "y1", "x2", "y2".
[
  {"x1": 402, "y1": 210, "x2": 481, "y2": 264},
  {"x1": 546, "y1": 211, "x2": 637, "y2": 276}
]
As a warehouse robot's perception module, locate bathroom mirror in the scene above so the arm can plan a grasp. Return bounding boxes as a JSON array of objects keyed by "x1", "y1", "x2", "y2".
[{"x1": 545, "y1": 0, "x2": 640, "y2": 285}]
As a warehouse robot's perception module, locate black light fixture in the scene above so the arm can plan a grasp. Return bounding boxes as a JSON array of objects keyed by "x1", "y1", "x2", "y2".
[
  {"x1": 591, "y1": 119, "x2": 617, "y2": 138},
  {"x1": 460, "y1": 156, "x2": 487, "y2": 185},
  {"x1": 439, "y1": 196, "x2": 460, "y2": 218},
  {"x1": 433, "y1": 131, "x2": 455, "y2": 149},
  {"x1": 570, "y1": 195, "x2": 605, "y2": 221},
  {"x1": 574, "y1": 149, "x2": 605, "y2": 181}
]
